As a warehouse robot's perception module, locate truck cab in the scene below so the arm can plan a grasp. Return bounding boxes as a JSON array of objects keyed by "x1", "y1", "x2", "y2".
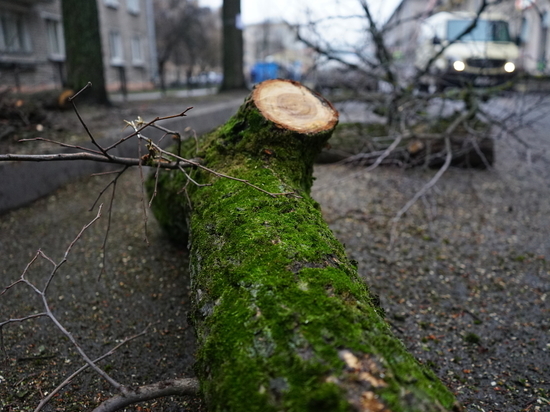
[{"x1": 415, "y1": 11, "x2": 519, "y2": 89}]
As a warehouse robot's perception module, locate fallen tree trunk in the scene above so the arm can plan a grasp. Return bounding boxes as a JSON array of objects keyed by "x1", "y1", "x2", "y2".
[{"x1": 149, "y1": 79, "x2": 460, "y2": 411}]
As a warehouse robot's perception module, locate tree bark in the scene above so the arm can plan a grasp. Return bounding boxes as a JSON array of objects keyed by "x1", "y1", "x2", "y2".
[
  {"x1": 149, "y1": 79, "x2": 460, "y2": 412},
  {"x1": 219, "y1": 0, "x2": 247, "y2": 91},
  {"x1": 61, "y1": 0, "x2": 110, "y2": 105}
]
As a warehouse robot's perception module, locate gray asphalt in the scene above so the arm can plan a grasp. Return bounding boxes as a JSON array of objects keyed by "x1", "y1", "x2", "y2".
[{"x1": 1, "y1": 90, "x2": 549, "y2": 411}]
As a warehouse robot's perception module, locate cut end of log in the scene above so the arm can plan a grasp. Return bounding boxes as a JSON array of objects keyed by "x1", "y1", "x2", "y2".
[{"x1": 252, "y1": 79, "x2": 338, "y2": 134}]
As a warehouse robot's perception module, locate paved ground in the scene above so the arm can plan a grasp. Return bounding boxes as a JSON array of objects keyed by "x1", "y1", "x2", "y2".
[
  {"x1": 0, "y1": 91, "x2": 549, "y2": 411},
  {"x1": 109, "y1": 87, "x2": 218, "y2": 103}
]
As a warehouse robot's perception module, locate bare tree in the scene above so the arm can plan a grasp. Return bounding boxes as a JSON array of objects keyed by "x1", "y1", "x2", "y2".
[
  {"x1": 154, "y1": 0, "x2": 221, "y2": 91},
  {"x1": 297, "y1": 1, "x2": 520, "y2": 176}
]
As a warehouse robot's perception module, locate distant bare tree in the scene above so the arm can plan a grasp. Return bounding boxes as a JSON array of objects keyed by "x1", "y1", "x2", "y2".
[{"x1": 154, "y1": 0, "x2": 221, "y2": 90}]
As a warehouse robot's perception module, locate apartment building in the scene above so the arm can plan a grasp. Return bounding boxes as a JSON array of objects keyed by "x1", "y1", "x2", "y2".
[
  {"x1": 514, "y1": 0, "x2": 550, "y2": 74},
  {"x1": 0, "y1": 0, "x2": 157, "y2": 93}
]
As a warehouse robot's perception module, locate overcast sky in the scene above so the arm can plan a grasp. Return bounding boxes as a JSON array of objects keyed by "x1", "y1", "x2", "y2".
[{"x1": 197, "y1": 0, "x2": 401, "y2": 25}]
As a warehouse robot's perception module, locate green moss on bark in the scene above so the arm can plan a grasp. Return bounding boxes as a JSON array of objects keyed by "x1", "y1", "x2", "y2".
[{"x1": 149, "y1": 86, "x2": 459, "y2": 411}]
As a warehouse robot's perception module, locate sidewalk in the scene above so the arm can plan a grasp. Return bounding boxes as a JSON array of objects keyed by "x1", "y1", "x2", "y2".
[
  {"x1": 0, "y1": 90, "x2": 248, "y2": 214},
  {"x1": 109, "y1": 87, "x2": 218, "y2": 103}
]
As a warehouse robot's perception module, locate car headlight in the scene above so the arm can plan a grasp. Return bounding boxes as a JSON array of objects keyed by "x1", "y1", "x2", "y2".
[
  {"x1": 453, "y1": 60, "x2": 466, "y2": 71},
  {"x1": 504, "y1": 62, "x2": 515, "y2": 73}
]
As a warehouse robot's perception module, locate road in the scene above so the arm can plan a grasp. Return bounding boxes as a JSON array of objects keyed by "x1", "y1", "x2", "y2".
[
  {"x1": 1, "y1": 89, "x2": 548, "y2": 411},
  {"x1": 109, "y1": 86, "x2": 218, "y2": 102}
]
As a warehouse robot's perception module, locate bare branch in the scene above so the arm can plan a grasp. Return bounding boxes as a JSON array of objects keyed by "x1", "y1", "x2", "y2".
[
  {"x1": 103, "y1": 109, "x2": 193, "y2": 153},
  {"x1": 0, "y1": 152, "x2": 201, "y2": 169},
  {"x1": 391, "y1": 136, "x2": 453, "y2": 227},
  {"x1": 92, "y1": 378, "x2": 200, "y2": 412},
  {"x1": 91, "y1": 171, "x2": 129, "y2": 280},
  {"x1": 68, "y1": 83, "x2": 112, "y2": 159},
  {"x1": 0, "y1": 206, "x2": 126, "y2": 397},
  {"x1": 1, "y1": 312, "x2": 49, "y2": 360},
  {"x1": 19, "y1": 137, "x2": 104, "y2": 155},
  {"x1": 358, "y1": 0, "x2": 397, "y2": 86},
  {"x1": 149, "y1": 142, "x2": 299, "y2": 198},
  {"x1": 387, "y1": 98, "x2": 480, "y2": 247},
  {"x1": 34, "y1": 325, "x2": 155, "y2": 412}
]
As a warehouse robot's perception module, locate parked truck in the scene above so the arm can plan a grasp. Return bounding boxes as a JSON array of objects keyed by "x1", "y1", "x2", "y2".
[{"x1": 415, "y1": 11, "x2": 520, "y2": 90}]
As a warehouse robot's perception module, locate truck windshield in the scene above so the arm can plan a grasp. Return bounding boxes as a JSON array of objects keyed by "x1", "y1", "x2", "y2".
[{"x1": 447, "y1": 20, "x2": 511, "y2": 42}]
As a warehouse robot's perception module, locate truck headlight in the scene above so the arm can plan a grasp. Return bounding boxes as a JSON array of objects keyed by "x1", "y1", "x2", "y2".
[
  {"x1": 504, "y1": 62, "x2": 515, "y2": 73},
  {"x1": 453, "y1": 60, "x2": 466, "y2": 71}
]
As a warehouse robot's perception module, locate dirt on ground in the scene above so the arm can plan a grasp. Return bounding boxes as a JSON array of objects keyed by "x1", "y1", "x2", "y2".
[{"x1": 0, "y1": 94, "x2": 549, "y2": 412}]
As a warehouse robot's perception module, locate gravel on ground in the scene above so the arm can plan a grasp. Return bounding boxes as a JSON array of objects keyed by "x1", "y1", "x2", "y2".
[{"x1": 0, "y1": 94, "x2": 549, "y2": 412}]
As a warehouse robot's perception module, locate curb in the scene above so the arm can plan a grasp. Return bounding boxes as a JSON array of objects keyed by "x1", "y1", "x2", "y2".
[{"x1": 0, "y1": 101, "x2": 241, "y2": 215}]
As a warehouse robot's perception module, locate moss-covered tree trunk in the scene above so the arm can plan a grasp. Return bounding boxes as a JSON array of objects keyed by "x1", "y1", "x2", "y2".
[
  {"x1": 61, "y1": 0, "x2": 109, "y2": 105},
  {"x1": 150, "y1": 80, "x2": 460, "y2": 412}
]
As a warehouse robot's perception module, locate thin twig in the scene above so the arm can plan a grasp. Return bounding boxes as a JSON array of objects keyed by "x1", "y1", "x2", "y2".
[
  {"x1": 0, "y1": 205, "x2": 129, "y2": 401},
  {"x1": 388, "y1": 136, "x2": 453, "y2": 249},
  {"x1": 43, "y1": 205, "x2": 103, "y2": 294},
  {"x1": 68, "y1": 82, "x2": 92, "y2": 101},
  {"x1": 150, "y1": 142, "x2": 298, "y2": 198},
  {"x1": 364, "y1": 134, "x2": 403, "y2": 172},
  {"x1": 179, "y1": 164, "x2": 211, "y2": 187},
  {"x1": 124, "y1": 118, "x2": 157, "y2": 245},
  {"x1": 103, "y1": 108, "x2": 192, "y2": 153},
  {"x1": 89, "y1": 167, "x2": 128, "y2": 211},
  {"x1": 149, "y1": 162, "x2": 162, "y2": 207},
  {"x1": 1, "y1": 313, "x2": 49, "y2": 360},
  {"x1": 68, "y1": 83, "x2": 112, "y2": 158},
  {"x1": 0, "y1": 152, "x2": 198, "y2": 168},
  {"x1": 34, "y1": 324, "x2": 155, "y2": 412},
  {"x1": 18, "y1": 137, "x2": 104, "y2": 155},
  {"x1": 99, "y1": 178, "x2": 120, "y2": 280}
]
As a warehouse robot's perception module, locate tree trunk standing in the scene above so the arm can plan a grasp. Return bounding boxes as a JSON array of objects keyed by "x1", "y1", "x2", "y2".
[
  {"x1": 61, "y1": 0, "x2": 110, "y2": 105},
  {"x1": 149, "y1": 80, "x2": 459, "y2": 411},
  {"x1": 219, "y1": 0, "x2": 247, "y2": 91}
]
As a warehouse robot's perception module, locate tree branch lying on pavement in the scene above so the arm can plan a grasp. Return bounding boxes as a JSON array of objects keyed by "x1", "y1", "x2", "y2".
[{"x1": 0, "y1": 205, "x2": 200, "y2": 412}]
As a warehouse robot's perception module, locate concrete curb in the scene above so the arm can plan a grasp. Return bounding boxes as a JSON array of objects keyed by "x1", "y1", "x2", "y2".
[{"x1": 0, "y1": 101, "x2": 241, "y2": 215}]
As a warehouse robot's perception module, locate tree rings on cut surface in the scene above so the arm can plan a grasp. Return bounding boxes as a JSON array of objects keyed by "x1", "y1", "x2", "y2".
[{"x1": 252, "y1": 79, "x2": 338, "y2": 134}]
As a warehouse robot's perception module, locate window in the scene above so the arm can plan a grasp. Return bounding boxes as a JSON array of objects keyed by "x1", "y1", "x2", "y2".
[
  {"x1": 520, "y1": 17, "x2": 529, "y2": 43},
  {"x1": 109, "y1": 30, "x2": 124, "y2": 65},
  {"x1": 127, "y1": 0, "x2": 140, "y2": 14},
  {"x1": 131, "y1": 35, "x2": 143, "y2": 64},
  {"x1": 104, "y1": 0, "x2": 119, "y2": 9},
  {"x1": 447, "y1": 20, "x2": 511, "y2": 43},
  {"x1": 45, "y1": 18, "x2": 65, "y2": 59},
  {"x1": 0, "y1": 11, "x2": 31, "y2": 53}
]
